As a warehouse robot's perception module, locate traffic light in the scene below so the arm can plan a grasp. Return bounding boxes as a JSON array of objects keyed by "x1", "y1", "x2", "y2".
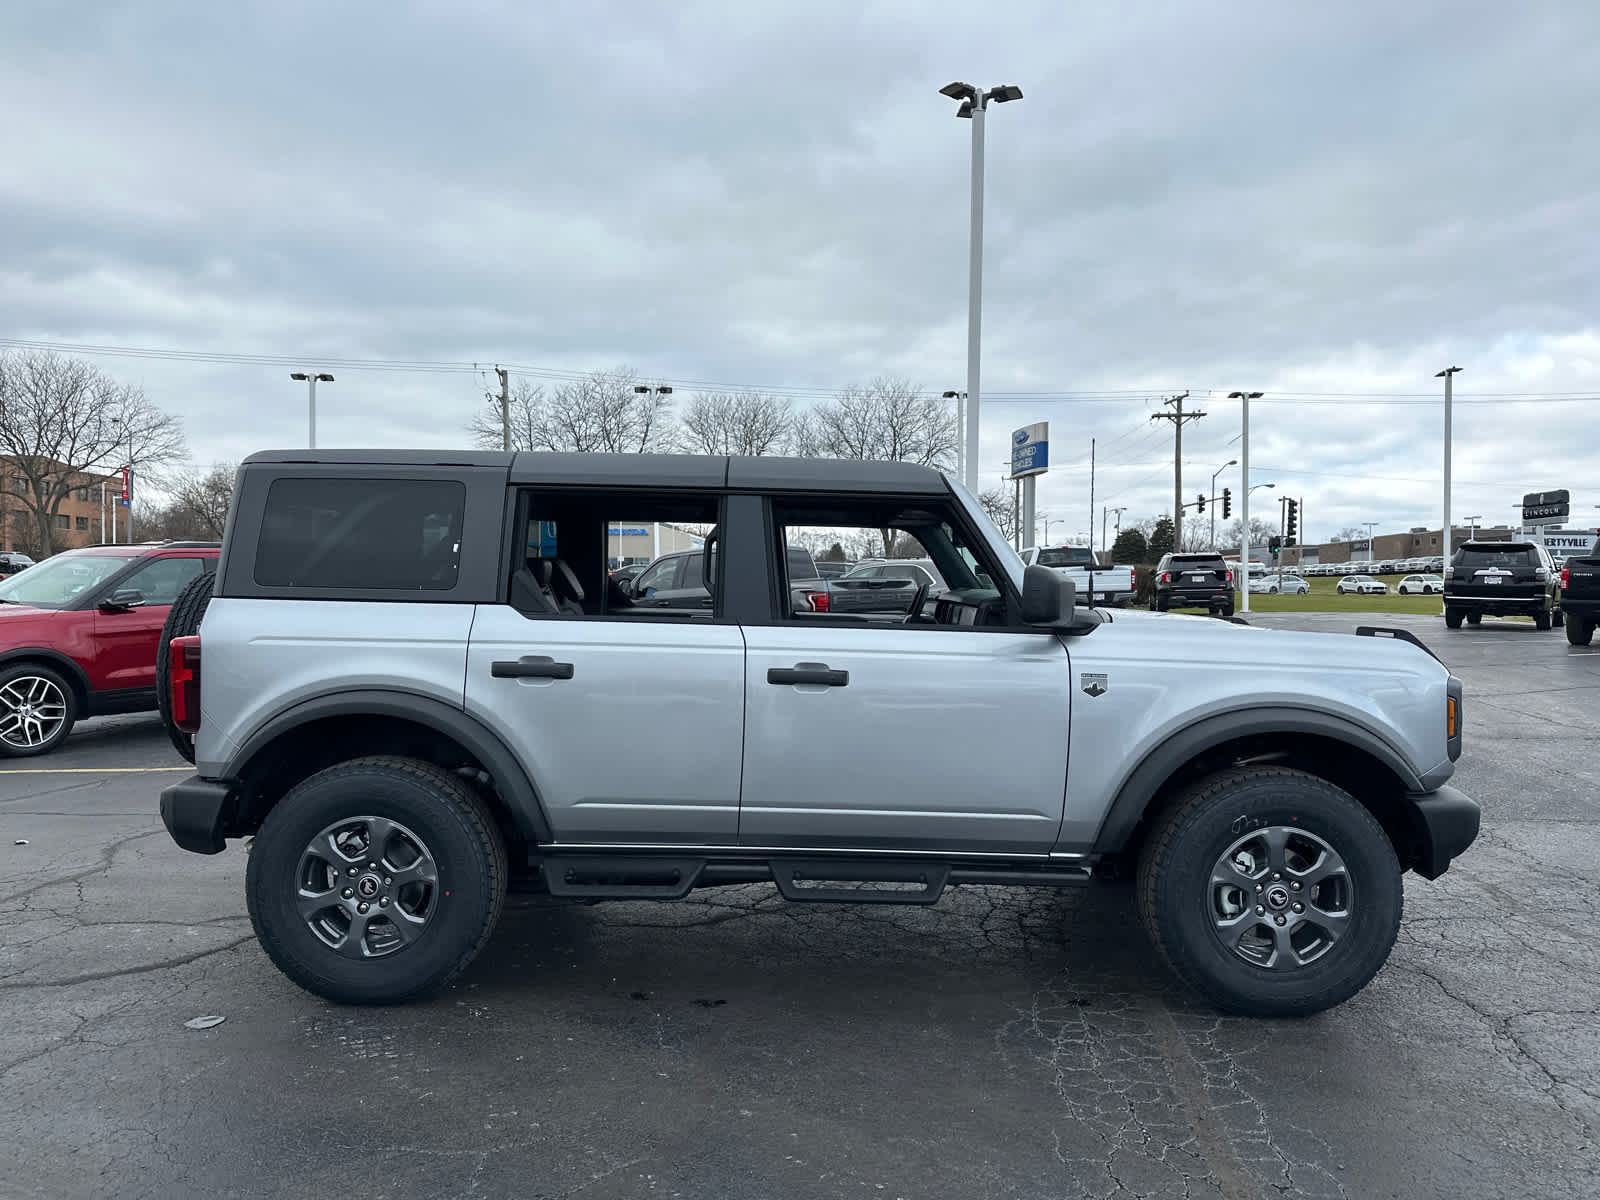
[
  {"x1": 1269, "y1": 535, "x2": 1282, "y2": 558},
  {"x1": 1196, "y1": 492, "x2": 1205, "y2": 514},
  {"x1": 1221, "y1": 487, "x2": 1231, "y2": 520},
  {"x1": 1285, "y1": 498, "x2": 1298, "y2": 544}
]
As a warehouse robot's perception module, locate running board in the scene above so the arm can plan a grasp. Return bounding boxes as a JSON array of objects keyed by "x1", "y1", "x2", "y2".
[{"x1": 529, "y1": 853, "x2": 1096, "y2": 902}]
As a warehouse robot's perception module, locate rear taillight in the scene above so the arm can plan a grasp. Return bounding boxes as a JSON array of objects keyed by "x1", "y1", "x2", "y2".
[
  {"x1": 1443, "y1": 565, "x2": 1454, "y2": 580},
  {"x1": 1160, "y1": 571, "x2": 1171, "y2": 584},
  {"x1": 1560, "y1": 566, "x2": 1571, "y2": 589},
  {"x1": 803, "y1": 590, "x2": 830, "y2": 612},
  {"x1": 1534, "y1": 567, "x2": 1549, "y2": 582},
  {"x1": 1128, "y1": 567, "x2": 1136, "y2": 590},
  {"x1": 1225, "y1": 569, "x2": 1234, "y2": 584},
  {"x1": 169, "y1": 636, "x2": 202, "y2": 734}
]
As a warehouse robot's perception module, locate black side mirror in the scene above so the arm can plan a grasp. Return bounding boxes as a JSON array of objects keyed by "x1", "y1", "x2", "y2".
[
  {"x1": 100, "y1": 588, "x2": 145, "y2": 612},
  {"x1": 1020, "y1": 565, "x2": 1076, "y2": 625}
]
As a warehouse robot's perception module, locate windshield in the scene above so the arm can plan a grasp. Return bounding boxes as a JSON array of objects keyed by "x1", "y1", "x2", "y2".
[
  {"x1": 0, "y1": 553, "x2": 140, "y2": 609},
  {"x1": 948, "y1": 476, "x2": 1022, "y2": 590}
]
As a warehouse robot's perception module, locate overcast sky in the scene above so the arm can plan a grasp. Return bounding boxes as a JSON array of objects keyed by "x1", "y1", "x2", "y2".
[{"x1": 4, "y1": 0, "x2": 1598, "y2": 544}]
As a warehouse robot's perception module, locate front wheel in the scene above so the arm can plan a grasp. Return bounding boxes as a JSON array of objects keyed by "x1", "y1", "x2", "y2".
[
  {"x1": 246, "y1": 756, "x2": 508, "y2": 1005},
  {"x1": 1568, "y1": 617, "x2": 1595, "y2": 646},
  {"x1": 1136, "y1": 766, "x2": 1402, "y2": 1017},
  {"x1": 0, "y1": 664, "x2": 77, "y2": 757}
]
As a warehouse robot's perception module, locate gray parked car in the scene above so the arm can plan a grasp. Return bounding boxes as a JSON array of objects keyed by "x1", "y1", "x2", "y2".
[{"x1": 158, "y1": 451, "x2": 1477, "y2": 1017}]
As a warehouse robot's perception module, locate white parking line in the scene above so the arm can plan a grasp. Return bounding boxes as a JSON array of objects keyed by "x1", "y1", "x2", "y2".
[{"x1": 0, "y1": 767, "x2": 192, "y2": 775}]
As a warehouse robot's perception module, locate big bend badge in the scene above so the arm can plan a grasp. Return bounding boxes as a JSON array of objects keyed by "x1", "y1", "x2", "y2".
[{"x1": 1080, "y1": 673, "x2": 1108, "y2": 698}]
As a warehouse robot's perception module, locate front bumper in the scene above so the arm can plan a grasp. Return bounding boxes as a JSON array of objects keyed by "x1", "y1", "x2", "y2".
[
  {"x1": 160, "y1": 775, "x2": 236, "y2": 855},
  {"x1": 1407, "y1": 784, "x2": 1480, "y2": 879}
]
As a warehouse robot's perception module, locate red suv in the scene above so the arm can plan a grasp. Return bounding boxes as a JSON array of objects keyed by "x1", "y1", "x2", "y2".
[{"x1": 0, "y1": 542, "x2": 218, "y2": 757}]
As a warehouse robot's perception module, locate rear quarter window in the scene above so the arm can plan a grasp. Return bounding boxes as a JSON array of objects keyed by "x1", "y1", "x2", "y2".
[{"x1": 254, "y1": 477, "x2": 466, "y2": 590}]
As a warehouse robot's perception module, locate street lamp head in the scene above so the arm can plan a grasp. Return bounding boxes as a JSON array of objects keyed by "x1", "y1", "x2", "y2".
[
  {"x1": 939, "y1": 81, "x2": 976, "y2": 101},
  {"x1": 1228, "y1": 390, "x2": 1264, "y2": 400},
  {"x1": 315, "y1": 373, "x2": 334, "y2": 382},
  {"x1": 955, "y1": 100, "x2": 974, "y2": 119},
  {"x1": 986, "y1": 84, "x2": 1024, "y2": 103},
  {"x1": 942, "y1": 390, "x2": 963, "y2": 399},
  {"x1": 1434, "y1": 366, "x2": 1463, "y2": 378},
  {"x1": 1226, "y1": 458, "x2": 1238, "y2": 468},
  {"x1": 290, "y1": 372, "x2": 308, "y2": 381}
]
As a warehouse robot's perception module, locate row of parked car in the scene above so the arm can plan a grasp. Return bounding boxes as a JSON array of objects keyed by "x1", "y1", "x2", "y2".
[
  {"x1": 1293, "y1": 556, "x2": 1446, "y2": 578},
  {"x1": 609, "y1": 548, "x2": 949, "y2": 616}
]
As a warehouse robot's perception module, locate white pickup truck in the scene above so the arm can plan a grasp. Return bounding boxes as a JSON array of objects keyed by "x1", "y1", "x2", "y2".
[{"x1": 1020, "y1": 545, "x2": 1138, "y2": 606}]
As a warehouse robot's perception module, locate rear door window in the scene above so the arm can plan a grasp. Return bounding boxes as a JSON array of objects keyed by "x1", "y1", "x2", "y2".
[{"x1": 254, "y1": 478, "x2": 465, "y2": 590}]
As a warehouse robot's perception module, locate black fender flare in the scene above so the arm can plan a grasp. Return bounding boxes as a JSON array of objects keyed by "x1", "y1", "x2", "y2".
[
  {"x1": 222, "y1": 689, "x2": 553, "y2": 843},
  {"x1": 0, "y1": 647, "x2": 93, "y2": 711},
  {"x1": 1090, "y1": 706, "x2": 1424, "y2": 854}
]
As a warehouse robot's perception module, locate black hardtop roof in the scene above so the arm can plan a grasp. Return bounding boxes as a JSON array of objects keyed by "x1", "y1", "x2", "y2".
[{"x1": 242, "y1": 450, "x2": 951, "y2": 494}]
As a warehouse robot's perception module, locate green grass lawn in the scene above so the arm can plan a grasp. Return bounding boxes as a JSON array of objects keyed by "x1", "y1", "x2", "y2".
[{"x1": 1233, "y1": 572, "x2": 1448, "y2": 616}]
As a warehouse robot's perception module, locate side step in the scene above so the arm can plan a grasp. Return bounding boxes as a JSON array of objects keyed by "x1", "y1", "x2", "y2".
[
  {"x1": 771, "y1": 860, "x2": 949, "y2": 905},
  {"x1": 540, "y1": 855, "x2": 705, "y2": 899}
]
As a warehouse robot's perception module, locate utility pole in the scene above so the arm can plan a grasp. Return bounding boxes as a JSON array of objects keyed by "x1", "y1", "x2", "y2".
[
  {"x1": 1150, "y1": 391, "x2": 1203, "y2": 550},
  {"x1": 495, "y1": 367, "x2": 511, "y2": 451}
]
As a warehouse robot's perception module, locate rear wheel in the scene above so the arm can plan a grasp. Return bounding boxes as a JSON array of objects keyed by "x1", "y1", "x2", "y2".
[
  {"x1": 1466, "y1": 612, "x2": 1482, "y2": 626},
  {"x1": 1136, "y1": 766, "x2": 1402, "y2": 1017},
  {"x1": 1568, "y1": 617, "x2": 1595, "y2": 646},
  {"x1": 1533, "y1": 608, "x2": 1552, "y2": 631},
  {"x1": 157, "y1": 571, "x2": 215, "y2": 763},
  {"x1": 246, "y1": 756, "x2": 508, "y2": 1005},
  {"x1": 1444, "y1": 607, "x2": 1463, "y2": 629}
]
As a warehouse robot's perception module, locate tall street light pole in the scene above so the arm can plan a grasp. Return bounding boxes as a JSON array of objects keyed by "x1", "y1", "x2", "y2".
[
  {"x1": 1465, "y1": 514, "x2": 1482, "y2": 538},
  {"x1": 1229, "y1": 392, "x2": 1263, "y2": 612},
  {"x1": 1436, "y1": 366, "x2": 1462, "y2": 566},
  {"x1": 290, "y1": 372, "x2": 335, "y2": 449},
  {"x1": 1363, "y1": 521, "x2": 1379, "y2": 561},
  {"x1": 634, "y1": 385, "x2": 674, "y2": 557},
  {"x1": 1210, "y1": 458, "x2": 1237, "y2": 549},
  {"x1": 940, "y1": 80, "x2": 1023, "y2": 493}
]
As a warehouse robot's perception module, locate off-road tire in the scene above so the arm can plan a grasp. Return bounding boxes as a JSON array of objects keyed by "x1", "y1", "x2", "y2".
[
  {"x1": 1136, "y1": 765, "x2": 1402, "y2": 1017},
  {"x1": 246, "y1": 756, "x2": 508, "y2": 1005},
  {"x1": 1568, "y1": 617, "x2": 1595, "y2": 646},
  {"x1": 156, "y1": 571, "x2": 215, "y2": 763},
  {"x1": 0, "y1": 662, "x2": 77, "y2": 758}
]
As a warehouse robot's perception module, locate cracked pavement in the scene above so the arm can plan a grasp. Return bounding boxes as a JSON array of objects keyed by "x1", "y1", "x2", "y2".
[{"x1": 1, "y1": 614, "x2": 1595, "y2": 1199}]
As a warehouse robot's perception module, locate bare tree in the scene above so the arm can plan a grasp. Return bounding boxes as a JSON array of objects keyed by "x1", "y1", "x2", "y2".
[
  {"x1": 165, "y1": 463, "x2": 236, "y2": 539},
  {"x1": 1330, "y1": 526, "x2": 1364, "y2": 544},
  {"x1": 468, "y1": 379, "x2": 545, "y2": 451},
  {"x1": 681, "y1": 391, "x2": 791, "y2": 456},
  {"x1": 1182, "y1": 515, "x2": 1212, "y2": 551},
  {"x1": 0, "y1": 351, "x2": 186, "y2": 556},
  {"x1": 790, "y1": 376, "x2": 956, "y2": 470},
  {"x1": 467, "y1": 369, "x2": 673, "y2": 453}
]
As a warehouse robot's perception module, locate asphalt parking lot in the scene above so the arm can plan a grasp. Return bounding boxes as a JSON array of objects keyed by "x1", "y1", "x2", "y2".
[{"x1": 2, "y1": 612, "x2": 1595, "y2": 1200}]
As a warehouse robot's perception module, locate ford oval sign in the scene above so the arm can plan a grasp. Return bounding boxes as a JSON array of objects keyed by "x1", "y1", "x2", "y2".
[{"x1": 1013, "y1": 428, "x2": 1030, "y2": 445}]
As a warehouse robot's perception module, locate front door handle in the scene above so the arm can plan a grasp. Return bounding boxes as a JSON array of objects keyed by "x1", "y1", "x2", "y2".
[
  {"x1": 767, "y1": 663, "x2": 849, "y2": 687},
  {"x1": 492, "y1": 656, "x2": 574, "y2": 680}
]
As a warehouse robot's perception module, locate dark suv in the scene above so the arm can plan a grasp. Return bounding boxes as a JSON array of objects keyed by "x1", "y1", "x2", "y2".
[
  {"x1": 1443, "y1": 541, "x2": 1561, "y2": 630},
  {"x1": 1152, "y1": 552, "x2": 1235, "y2": 616}
]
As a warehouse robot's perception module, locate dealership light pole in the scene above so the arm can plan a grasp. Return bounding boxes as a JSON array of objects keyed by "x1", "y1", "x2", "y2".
[
  {"x1": 1363, "y1": 521, "x2": 1379, "y2": 560},
  {"x1": 290, "y1": 372, "x2": 335, "y2": 449},
  {"x1": 942, "y1": 390, "x2": 967, "y2": 478},
  {"x1": 1210, "y1": 458, "x2": 1237, "y2": 550},
  {"x1": 1229, "y1": 392, "x2": 1263, "y2": 611},
  {"x1": 940, "y1": 80, "x2": 1023, "y2": 492},
  {"x1": 1436, "y1": 366, "x2": 1462, "y2": 565},
  {"x1": 1465, "y1": 514, "x2": 1481, "y2": 538}
]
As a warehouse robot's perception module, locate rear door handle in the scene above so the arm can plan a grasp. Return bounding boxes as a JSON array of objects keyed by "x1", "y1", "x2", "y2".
[
  {"x1": 767, "y1": 664, "x2": 849, "y2": 687},
  {"x1": 492, "y1": 656, "x2": 575, "y2": 680}
]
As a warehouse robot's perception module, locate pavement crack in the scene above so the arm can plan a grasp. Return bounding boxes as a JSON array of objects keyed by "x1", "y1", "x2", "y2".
[{"x1": 0, "y1": 933, "x2": 257, "y2": 991}]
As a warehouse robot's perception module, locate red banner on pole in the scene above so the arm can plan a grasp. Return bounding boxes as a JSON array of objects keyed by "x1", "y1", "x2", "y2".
[{"x1": 121, "y1": 466, "x2": 131, "y2": 505}]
